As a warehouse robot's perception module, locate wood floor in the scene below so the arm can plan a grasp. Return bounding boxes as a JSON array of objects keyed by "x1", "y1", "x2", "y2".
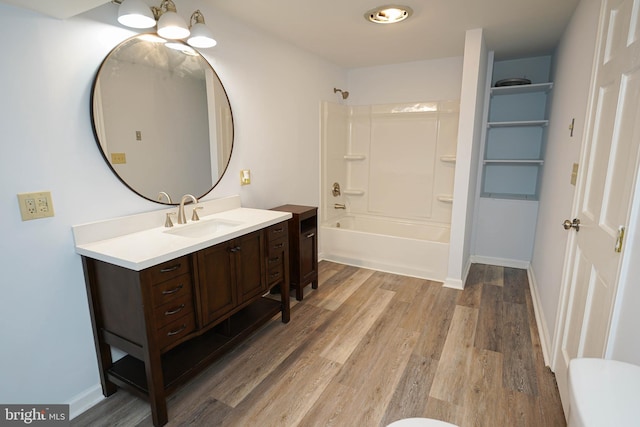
[{"x1": 72, "y1": 261, "x2": 566, "y2": 427}]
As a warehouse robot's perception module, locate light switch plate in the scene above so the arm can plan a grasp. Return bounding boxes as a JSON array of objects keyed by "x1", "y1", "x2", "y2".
[
  {"x1": 17, "y1": 191, "x2": 55, "y2": 221},
  {"x1": 240, "y1": 169, "x2": 251, "y2": 185}
]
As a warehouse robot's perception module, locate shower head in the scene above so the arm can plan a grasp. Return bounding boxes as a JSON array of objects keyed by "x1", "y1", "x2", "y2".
[{"x1": 334, "y1": 87, "x2": 349, "y2": 99}]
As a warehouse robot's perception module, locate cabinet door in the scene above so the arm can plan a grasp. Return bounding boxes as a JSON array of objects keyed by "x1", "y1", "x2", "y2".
[
  {"x1": 235, "y1": 230, "x2": 266, "y2": 303},
  {"x1": 300, "y1": 228, "x2": 317, "y2": 283},
  {"x1": 197, "y1": 242, "x2": 237, "y2": 326}
]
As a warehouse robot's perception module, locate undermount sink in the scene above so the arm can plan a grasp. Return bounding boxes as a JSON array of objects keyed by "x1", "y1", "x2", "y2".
[{"x1": 164, "y1": 218, "x2": 244, "y2": 238}]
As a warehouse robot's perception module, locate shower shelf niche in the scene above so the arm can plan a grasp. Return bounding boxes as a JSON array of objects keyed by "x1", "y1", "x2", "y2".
[
  {"x1": 343, "y1": 189, "x2": 365, "y2": 196},
  {"x1": 344, "y1": 154, "x2": 366, "y2": 160}
]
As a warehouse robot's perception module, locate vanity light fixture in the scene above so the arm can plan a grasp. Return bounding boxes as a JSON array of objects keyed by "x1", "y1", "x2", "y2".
[
  {"x1": 116, "y1": 0, "x2": 155, "y2": 28},
  {"x1": 365, "y1": 5, "x2": 413, "y2": 24},
  {"x1": 187, "y1": 10, "x2": 217, "y2": 48},
  {"x1": 113, "y1": 0, "x2": 217, "y2": 48},
  {"x1": 156, "y1": 0, "x2": 189, "y2": 39}
]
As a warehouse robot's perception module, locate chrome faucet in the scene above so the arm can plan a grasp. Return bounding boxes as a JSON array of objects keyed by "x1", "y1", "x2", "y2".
[
  {"x1": 177, "y1": 194, "x2": 198, "y2": 224},
  {"x1": 334, "y1": 203, "x2": 346, "y2": 209}
]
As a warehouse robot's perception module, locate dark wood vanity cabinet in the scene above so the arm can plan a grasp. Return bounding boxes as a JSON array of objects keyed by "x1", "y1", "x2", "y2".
[
  {"x1": 271, "y1": 205, "x2": 318, "y2": 300},
  {"x1": 82, "y1": 221, "x2": 289, "y2": 426},
  {"x1": 198, "y1": 230, "x2": 266, "y2": 325}
]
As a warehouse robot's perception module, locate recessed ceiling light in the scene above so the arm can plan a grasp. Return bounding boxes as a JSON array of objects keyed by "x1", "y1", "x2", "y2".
[{"x1": 365, "y1": 5, "x2": 413, "y2": 24}]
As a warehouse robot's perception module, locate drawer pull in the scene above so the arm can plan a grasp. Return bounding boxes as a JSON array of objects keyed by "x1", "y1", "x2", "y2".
[
  {"x1": 270, "y1": 272, "x2": 281, "y2": 279},
  {"x1": 306, "y1": 232, "x2": 315, "y2": 238},
  {"x1": 159, "y1": 264, "x2": 181, "y2": 273},
  {"x1": 167, "y1": 324, "x2": 187, "y2": 336},
  {"x1": 162, "y1": 284, "x2": 183, "y2": 295},
  {"x1": 229, "y1": 246, "x2": 242, "y2": 253},
  {"x1": 273, "y1": 242, "x2": 284, "y2": 249},
  {"x1": 164, "y1": 304, "x2": 185, "y2": 316},
  {"x1": 268, "y1": 256, "x2": 280, "y2": 264},
  {"x1": 273, "y1": 227, "x2": 284, "y2": 233}
]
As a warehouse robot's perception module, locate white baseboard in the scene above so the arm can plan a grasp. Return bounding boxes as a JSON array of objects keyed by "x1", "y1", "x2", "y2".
[
  {"x1": 67, "y1": 384, "x2": 104, "y2": 420},
  {"x1": 526, "y1": 266, "x2": 552, "y2": 367},
  {"x1": 470, "y1": 255, "x2": 530, "y2": 270},
  {"x1": 444, "y1": 258, "x2": 472, "y2": 290},
  {"x1": 443, "y1": 277, "x2": 464, "y2": 289}
]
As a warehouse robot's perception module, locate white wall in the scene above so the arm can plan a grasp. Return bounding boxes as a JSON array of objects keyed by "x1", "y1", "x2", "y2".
[
  {"x1": 347, "y1": 57, "x2": 463, "y2": 105},
  {"x1": 530, "y1": 0, "x2": 600, "y2": 353},
  {"x1": 0, "y1": 1, "x2": 345, "y2": 413}
]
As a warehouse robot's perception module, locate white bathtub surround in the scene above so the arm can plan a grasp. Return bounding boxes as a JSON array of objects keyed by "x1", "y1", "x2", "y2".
[
  {"x1": 321, "y1": 100, "x2": 459, "y2": 282},
  {"x1": 321, "y1": 215, "x2": 450, "y2": 281},
  {"x1": 322, "y1": 100, "x2": 459, "y2": 224}
]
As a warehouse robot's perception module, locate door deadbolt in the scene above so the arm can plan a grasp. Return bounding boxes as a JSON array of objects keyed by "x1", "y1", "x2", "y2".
[{"x1": 563, "y1": 218, "x2": 580, "y2": 231}]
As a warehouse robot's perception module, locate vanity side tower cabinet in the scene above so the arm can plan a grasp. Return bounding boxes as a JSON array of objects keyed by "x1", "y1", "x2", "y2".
[{"x1": 271, "y1": 205, "x2": 318, "y2": 300}]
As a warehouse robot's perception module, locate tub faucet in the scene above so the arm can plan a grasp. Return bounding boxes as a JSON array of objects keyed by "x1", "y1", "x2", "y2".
[
  {"x1": 334, "y1": 203, "x2": 346, "y2": 209},
  {"x1": 177, "y1": 194, "x2": 198, "y2": 224}
]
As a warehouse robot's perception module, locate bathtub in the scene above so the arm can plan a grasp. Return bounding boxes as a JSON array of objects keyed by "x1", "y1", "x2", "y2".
[{"x1": 320, "y1": 215, "x2": 450, "y2": 282}]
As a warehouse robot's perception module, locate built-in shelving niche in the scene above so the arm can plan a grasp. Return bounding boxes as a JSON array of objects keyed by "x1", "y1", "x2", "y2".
[{"x1": 481, "y1": 82, "x2": 553, "y2": 200}]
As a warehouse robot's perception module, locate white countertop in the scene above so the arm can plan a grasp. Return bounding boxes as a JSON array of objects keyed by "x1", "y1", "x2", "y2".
[{"x1": 72, "y1": 196, "x2": 291, "y2": 271}]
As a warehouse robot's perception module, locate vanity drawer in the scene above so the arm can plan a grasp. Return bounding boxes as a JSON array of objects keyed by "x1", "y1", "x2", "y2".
[
  {"x1": 267, "y1": 261, "x2": 284, "y2": 286},
  {"x1": 267, "y1": 222, "x2": 288, "y2": 241},
  {"x1": 267, "y1": 238, "x2": 287, "y2": 256},
  {"x1": 151, "y1": 274, "x2": 193, "y2": 307},
  {"x1": 153, "y1": 292, "x2": 194, "y2": 329},
  {"x1": 146, "y1": 256, "x2": 191, "y2": 283},
  {"x1": 157, "y1": 313, "x2": 196, "y2": 351}
]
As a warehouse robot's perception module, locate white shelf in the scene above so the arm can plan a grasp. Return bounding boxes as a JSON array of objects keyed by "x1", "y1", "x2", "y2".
[
  {"x1": 487, "y1": 120, "x2": 548, "y2": 128},
  {"x1": 343, "y1": 189, "x2": 365, "y2": 196},
  {"x1": 344, "y1": 154, "x2": 366, "y2": 160},
  {"x1": 440, "y1": 155, "x2": 456, "y2": 163},
  {"x1": 480, "y1": 192, "x2": 539, "y2": 201},
  {"x1": 490, "y1": 82, "x2": 553, "y2": 96},
  {"x1": 484, "y1": 159, "x2": 544, "y2": 165}
]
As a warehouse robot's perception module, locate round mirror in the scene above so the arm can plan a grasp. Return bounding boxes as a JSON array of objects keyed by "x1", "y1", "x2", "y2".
[{"x1": 91, "y1": 35, "x2": 234, "y2": 204}]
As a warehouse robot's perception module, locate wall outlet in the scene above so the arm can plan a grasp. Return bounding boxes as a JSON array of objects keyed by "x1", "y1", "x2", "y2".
[{"x1": 17, "y1": 191, "x2": 55, "y2": 221}]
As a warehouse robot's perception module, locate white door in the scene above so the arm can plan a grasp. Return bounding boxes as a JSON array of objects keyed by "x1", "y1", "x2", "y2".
[{"x1": 552, "y1": 0, "x2": 640, "y2": 408}]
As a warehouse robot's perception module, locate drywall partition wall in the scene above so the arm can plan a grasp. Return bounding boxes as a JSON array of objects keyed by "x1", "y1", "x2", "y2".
[
  {"x1": 446, "y1": 28, "x2": 488, "y2": 289},
  {"x1": 0, "y1": 1, "x2": 345, "y2": 416}
]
